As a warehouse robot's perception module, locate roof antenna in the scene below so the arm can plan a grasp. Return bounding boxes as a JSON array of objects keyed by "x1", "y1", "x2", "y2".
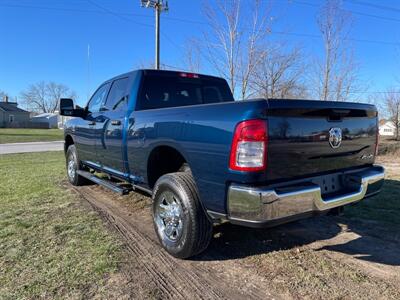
[{"x1": 87, "y1": 44, "x2": 91, "y2": 101}]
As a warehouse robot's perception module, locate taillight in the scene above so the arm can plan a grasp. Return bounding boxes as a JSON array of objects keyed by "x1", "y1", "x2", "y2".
[{"x1": 229, "y1": 119, "x2": 268, "y2": 171}]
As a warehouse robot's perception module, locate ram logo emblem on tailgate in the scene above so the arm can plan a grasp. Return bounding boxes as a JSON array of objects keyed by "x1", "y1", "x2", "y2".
[{"x1": 329, "y1": 128, "x2": 342, "y2": 149}]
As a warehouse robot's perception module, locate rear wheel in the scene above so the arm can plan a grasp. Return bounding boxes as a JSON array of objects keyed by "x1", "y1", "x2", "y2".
[
  {"x1": 66, "y1": 145, "x2": 88, "y2": 186},
  {"x1": 152, "y1": 172, "x2": 213, "y2": 259}
]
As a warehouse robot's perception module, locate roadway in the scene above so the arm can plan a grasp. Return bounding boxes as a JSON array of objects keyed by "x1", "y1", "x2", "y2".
[{"x1": 0, "y1": 141, "x2": 64, "y2": 155}]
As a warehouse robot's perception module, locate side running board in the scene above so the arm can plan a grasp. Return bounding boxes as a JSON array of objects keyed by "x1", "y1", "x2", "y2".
[{"x1": 77, "y1": 170, "x2": 132, "y2": 195}]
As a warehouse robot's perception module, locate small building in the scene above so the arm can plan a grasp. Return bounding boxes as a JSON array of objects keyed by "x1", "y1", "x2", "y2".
[
  {"x1": 379, "y1": 120, "x2": 396, "y2": 137},
  {"x1": 58, "y1": 114, "x2": 74, "y2": 129},
  {"x1": 30, "y1": 113, "x2": 59, "y2": 129},
  {"x1": 0, "y1": 97, "x2": 30, "y2": 128}
]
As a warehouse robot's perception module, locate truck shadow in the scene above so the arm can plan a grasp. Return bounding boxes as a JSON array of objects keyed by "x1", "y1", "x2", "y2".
[
  {"x1": 315, "y1": 178, "x2": 400, "y2": 266},
  {"x1": 199, "y1": 217, "x2": 342, "y2": 261},
  {"x1": 197, "y1": 179, "x2": 400, "y2": 267}
]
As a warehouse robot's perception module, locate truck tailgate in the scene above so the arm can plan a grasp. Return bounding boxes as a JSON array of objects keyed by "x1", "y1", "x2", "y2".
[{"x1": 266, "y1": 100, "x2": 378, "y2": 182}]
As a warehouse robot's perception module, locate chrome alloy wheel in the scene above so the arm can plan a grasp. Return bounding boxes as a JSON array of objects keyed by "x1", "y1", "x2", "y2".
[
  {"x1": 67, "y1": 156, "x2": 76, "y2": 181},
  {"x1": 154, "y1": 191, "x2": 184, "y2": 242}
]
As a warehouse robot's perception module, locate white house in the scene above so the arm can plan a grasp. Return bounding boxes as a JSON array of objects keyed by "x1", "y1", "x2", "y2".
[
  {"x1": 30, "y1": 113, "x2": 59, "y2": 129},
  {"x1": 379, "y1": 120, "x2": 396, "y2": 137},
  {"x1": 58, "y1": 115, "x2": 74, "y2": 129}
]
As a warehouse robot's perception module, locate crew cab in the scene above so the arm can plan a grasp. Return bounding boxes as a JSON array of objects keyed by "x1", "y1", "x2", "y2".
[{"x1": 60, "y1": 69, "x2": 385, "y2": 258}]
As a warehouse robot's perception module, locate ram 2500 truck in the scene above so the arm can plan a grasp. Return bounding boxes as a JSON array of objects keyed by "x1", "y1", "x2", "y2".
[{"x1": 60, "y1": 69, "x2": 385, "y2": 258}]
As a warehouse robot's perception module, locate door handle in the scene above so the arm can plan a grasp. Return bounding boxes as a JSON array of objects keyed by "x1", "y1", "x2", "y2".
[
  {"x1": 111, "y1": 120, "x2": 121, "y2": 126},
  {"x1": 88, "y1": 120, "x2": 96, "y2": 126}
]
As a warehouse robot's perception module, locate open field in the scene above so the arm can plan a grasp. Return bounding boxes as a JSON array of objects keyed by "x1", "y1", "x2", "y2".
[
  {"x1": 0, "y1": 129, "x2": 63, "y2": 144},
  {"x1": 1, "y1": 151, "x2": 399, "y2": 299},
  {"x1": 344, "y1": 156, "x2": 400, "y2": 225}
]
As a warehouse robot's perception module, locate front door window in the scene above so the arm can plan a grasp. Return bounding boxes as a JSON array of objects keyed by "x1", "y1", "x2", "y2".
[{"x1": 87, "y1": 83, "x2": 111, "y2": 113}]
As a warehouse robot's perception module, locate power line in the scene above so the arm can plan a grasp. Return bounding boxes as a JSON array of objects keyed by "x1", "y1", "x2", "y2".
[
  {"x1": 1, "y1": 1, "x2": 397, "y2": 98},
  {"x1": 344, "y1": 0, "x2": 400, "y2": 14},
  {"x1": 4, "y1": 1, "x2": 400, "y2": 26},
  {"x1": 292, "y1": 0, "x2": 400, "y2": 24},
  {"x1": 5, "y1": 1, "x2": 400, "y2": 25},
  {"x1": 272, "y1": 30, "x2": 400, "y2": 46},
  {"x1": 0, "y1": 3, "x2": 127, "y2": 17},
  {"x1": 84, "y1": 0, "x2": 183, "y2": 53},
  {"x1": 85, "y1": 0, "x2": 152, "y2": 28},
  {"x1": 0, "y1": 2, "x2": 204, "y2": 25},
  {"x1": 1, "y1": 2, "x2": 399, "y2": 99},
  {"x1": 1, "y1": 2, "x2": 400, "y2": 47}
]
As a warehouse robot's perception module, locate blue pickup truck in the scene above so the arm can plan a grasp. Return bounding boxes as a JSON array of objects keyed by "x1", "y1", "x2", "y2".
[{"x1": 60, "y1": 69, "x2": 385, "y2": 258}]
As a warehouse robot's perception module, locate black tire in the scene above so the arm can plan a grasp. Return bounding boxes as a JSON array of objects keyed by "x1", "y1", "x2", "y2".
[
  {"x1": 152, "y1": 172, "x2": 213, "y2": 259},
  {"x1": 66, "y1": 145, "x2": 89, "y2": 186}
]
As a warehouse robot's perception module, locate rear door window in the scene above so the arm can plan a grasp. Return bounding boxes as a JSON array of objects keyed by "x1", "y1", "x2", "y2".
[{"x1": 103, "y1": 77, "x2": 130, "y2": 111}]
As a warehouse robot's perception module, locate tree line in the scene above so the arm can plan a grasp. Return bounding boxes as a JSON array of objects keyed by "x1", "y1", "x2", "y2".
[
  {"x1": 183, "y1": 0, "x2": 360, "y2": 101},
  {"x1": 0, "y1": 82, "x2": 76, "y2": 114},
  {"x1": 181, "y1": 0, "x2": 399, "y2": 139}
]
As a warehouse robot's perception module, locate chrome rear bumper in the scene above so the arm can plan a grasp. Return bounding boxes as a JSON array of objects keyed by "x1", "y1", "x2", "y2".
[{"x1": 227, "y1": 165, "x2": 385, "y2": 227}]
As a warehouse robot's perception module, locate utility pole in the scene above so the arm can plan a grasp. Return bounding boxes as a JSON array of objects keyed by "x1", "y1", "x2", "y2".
[{"x1": 140, "y1": 0, "x2": 169, "y2": 70}]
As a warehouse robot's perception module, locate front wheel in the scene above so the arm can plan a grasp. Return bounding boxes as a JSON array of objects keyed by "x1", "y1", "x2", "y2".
[
  {"x1": 66, "y1": 145, "x2": 88, "y2": 186},
  {"x1": 152, "y1": 172, "x2": 213, "y2": 259}
]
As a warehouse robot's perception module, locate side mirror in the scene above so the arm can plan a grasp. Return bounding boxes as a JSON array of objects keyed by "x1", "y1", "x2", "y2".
[{"x1": 59, "y1": 98, "x2": 85, "y2": 117}]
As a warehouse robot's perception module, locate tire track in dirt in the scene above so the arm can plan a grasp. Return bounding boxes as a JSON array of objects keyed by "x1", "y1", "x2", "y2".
[
  {"x1": 74, "y1": 186, "x2": 275, "y2": 300},
  {"x1": 71, "y1": 182, "x2": 400, "y2": 299}
]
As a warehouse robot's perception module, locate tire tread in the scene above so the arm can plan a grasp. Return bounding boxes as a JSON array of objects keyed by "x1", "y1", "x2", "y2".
[
  {"x1": 66, "y1": 145, "x2": 89, "y2": 186},
  {"x1": 152, "y1": 172, "x2": 213, "y2": 258}
]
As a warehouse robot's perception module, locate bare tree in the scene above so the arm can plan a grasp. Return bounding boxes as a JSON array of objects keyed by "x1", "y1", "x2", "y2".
[
  {"x1": 384, "y1": 89, "x2": 400, "y2": 140},
  {"x1": 134, "y1": 60, "x2": 155, "y2": 70},
  {"x1": 135, "y1": 60, "x2": 175, "y2": 71},
  {"x1": 252, "y1": 46, "x2": 308, "y2": 99},
  {"x1": 21, "y1": 81, "x2": 76, "y2": 113},
  {"x1": 316, "y1": 0, "x2": 361, "y2": 101},
  {"x1": 183, "y1": 39, "x2": 202, "y2": 73},
  {"x1": 202, "y1": 0, "x2": 271, "y2": 99}
]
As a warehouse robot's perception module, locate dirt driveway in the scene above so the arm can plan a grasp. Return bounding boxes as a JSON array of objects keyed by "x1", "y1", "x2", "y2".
[{"x1": 72, "y1": 157, "x2": 400, "y2": 299}]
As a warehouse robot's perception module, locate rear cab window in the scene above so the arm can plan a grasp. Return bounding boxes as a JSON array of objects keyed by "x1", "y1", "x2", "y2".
[{"x1": 137, "y1": 71, "x2": 234, "y2": 110}]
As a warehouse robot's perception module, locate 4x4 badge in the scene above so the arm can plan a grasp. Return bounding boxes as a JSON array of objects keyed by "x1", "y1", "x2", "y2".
[{"x1": 329, "y1": 128, "x2": 342, "y2": 149}]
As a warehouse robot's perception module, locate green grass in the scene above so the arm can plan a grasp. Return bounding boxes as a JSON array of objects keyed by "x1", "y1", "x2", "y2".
[
  {"x1": 0, "y1": 152, "x2": 122, "y2": 299},
  {"x1": 0, "y1": 128, "x2": 64, "y2": 144},
  {"x1": 344, "y1": 168, "x2": 400, "y2": 226}
]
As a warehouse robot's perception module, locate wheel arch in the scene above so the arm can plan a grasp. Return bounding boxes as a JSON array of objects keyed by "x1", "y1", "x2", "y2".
[
  {"x1": 64, "y1": 134, "x2": 74, "y2": 154},
  {"x1": 147, "y1": 145, "x2": 190, "y2": 189}
]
